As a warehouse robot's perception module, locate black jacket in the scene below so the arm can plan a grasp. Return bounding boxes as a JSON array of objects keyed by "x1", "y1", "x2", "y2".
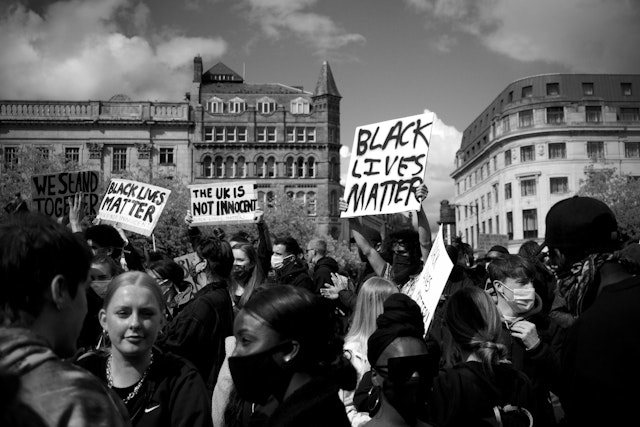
[
  {"x1": 312, "y1": 256, "x2": 340, "y2": 294},
  {"x1": 156, "y1": 281, "x2": 233, "y2": 395},
  {"x1": 275, "y1": 259, "x2": 314, "y2": 292},
  {"x1": 77, "y1": 349, "x2": 212, "y2": 427}
]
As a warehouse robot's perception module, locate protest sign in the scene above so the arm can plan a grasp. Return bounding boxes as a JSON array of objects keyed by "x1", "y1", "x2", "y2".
[
  {"x1": 97, "y1": 178, "x2": 171, "y2": 237},
  {"x1": 341, "y1": 112, "x2": 434, "y2": 218},
  {"x1": 31, "y1": 170, "x2": 101, "y2": 218},
  {"x1": 173, "y1": 252, "x2": 199, "y2": 287},
  {"x1": 477, "y1": 234, "x2": 510, "y2": 254},
  {"x1": 188, "y1": 181, "x2": 258, "y2": 226},
  {"x1": 402, "y1": 225, "x2": 454, "y2": 334}
]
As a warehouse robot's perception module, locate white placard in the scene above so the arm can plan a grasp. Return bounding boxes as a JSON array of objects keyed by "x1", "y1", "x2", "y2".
[{"x1": 188, "y1": 181, "x2": 258, "y2": 226}]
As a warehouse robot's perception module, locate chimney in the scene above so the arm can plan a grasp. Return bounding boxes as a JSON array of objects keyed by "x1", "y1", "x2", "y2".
[{"x1": 193, "y1": 56, "x2": 202, "y2": 83}]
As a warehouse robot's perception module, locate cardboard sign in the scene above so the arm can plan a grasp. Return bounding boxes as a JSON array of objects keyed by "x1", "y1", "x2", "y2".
[
  {"x1": 97, "y1": 178, "x2": 171, "y2": 236},
  {"x1": 188, "y1": 181, "x2": 258, "y2": 226},
  {"x1": 173, "y1": 252, "x2": 199, "y2": 287},
  {"x1": 31, "y1": 170, "x2": 101, "y2": 217},
  {"x1": 477, "y1": 234, "x2": 510, "y2": 253},
  {"x1": 341, "y1": 112, "x2": 434, "y2": 218},
  {"x1": 402, "y1": 225, "x2": 454, "y2": 334}
]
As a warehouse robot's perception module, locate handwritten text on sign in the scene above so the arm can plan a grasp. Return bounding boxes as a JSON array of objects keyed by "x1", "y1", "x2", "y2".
[
  {"x1": 341, "y1": 112, "x2": 434, "y2": 218},
  {"x1": 188, "y1": 181, "x2": 257, "y2": 226},
  {"x1": 401, "y1": 225, "x2": 454, "y2": 334},
  {"x1": 31, "y1": 170, "x2": 101, "y2": 217},
  {"x1": 97, "y1": 178, "x2": 171, "y2": 236}
]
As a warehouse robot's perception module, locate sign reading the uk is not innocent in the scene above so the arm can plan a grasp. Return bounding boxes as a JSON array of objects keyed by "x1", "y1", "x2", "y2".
[
  {"x1": 341, "y1": 112, "x2": 434, "y2": 218},
  {"x1": 97, "y1": 178, "x2": 171, "y2": 236},
  {"x1": 188, "y1": 181, "x2": 258, "y2": 226}
]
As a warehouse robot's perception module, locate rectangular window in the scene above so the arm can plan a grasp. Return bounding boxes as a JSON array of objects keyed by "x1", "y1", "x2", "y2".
[
  {"x1": 481, "y1": 195, "x2": 485, "y2": 210},
  {"x1": 238, "y1": 127, "x2": 247, "y2": 142},
  {"x1": 550, "y1": 177, "x2": 569, "y2": 194},
  {"x1": 227, "y1": 127, "x2": 238, "y2": 142},
  {"x1": 286, "y1": 128, "x2": 295, "y2": 142},
  {"x1": 496, "y1": 215, "x2": 500, "y2": 234},
  {"x1": 507, "y1": 212, "x2": 513, "y2": 240},
  {"x1": 620, "y1": 107, "x2": 640, "y2": 121},
  {"x1": 487, "y1": 191, "x2": 492, "y2": 208},
  {"x1": 520, "y1": 145, "x2": 535, "y2": 162},
  {"x1": 546, "y1": 107, "x2": 564, "y2": 124},
  {"x1": 159, "y1": 148, "x2": 174, "y2": 165},
  {"x1": 488, "y1": 218, "x2": 493, "y2": 234},
  {"x1": 482, "y1": 221, "x2": 486, "y2": 234},
  {"x1": 587, "y1": 141, "x2": 605, "y2": 160},
  {"x1": 586, "y1": 106, "x2": 602, "y2": 123},
  {"x1": 583, "y1": 82, "x2": 594, "y2": 96},
  {"x1": 306, "y1": 127, "x2": 316, "y2": 143},
  {"x1": 214, "y1": 127, "x2": 224, "y2": 142},
  {"x1": 521, "y1": 178, "x2": 537, "y2": 196},
  {"x1": 519, "y1": 109, "x2": 533, "y2": 127},
  {"x1": 508, "y1": 91, "x2": 513, "y2": 102},
  {"x1": 621, "y1": 82, "x2": 632, "y2": 96},
  {"x1": 65, "y1": 147, "x2": 80, "y2": 163},
  {"x1": 505, "y1": 182, "x2": 512, "y2": 200},
  {"x1": 504, "y1": 149, "x2": 512, "y2": 166},
  {"x1": 296, "y1": 127, "x2": 305, "y2": 142},
  {"x1": 501, "y1": 116, "x2": 510, "y2": 133},
  {"x1": 37, "y1": 147, "x2": 50, "y2": 160},
  {"x1": 4, "y1": 146, "x2": 18, "y2": 170},
  {"x1": 523, "y1": 209, "x2": 538, "y2": 239},
  {"x1": 549, "y1": 142, "x2": 566, "y2": 159},
  {"x1": 112, "y1": 147, "x2": 127, "y2": 172},
  {"x1": 546, "y1": 83, "x2": 560, "y2": 96},
  {"x1": 625, "y1": 141, "x2": 640, "y2": 158},
  {"x1": 522, "y1": 85, "x2": 533, "y2": 98},
  {"x1": 493, "y1": 184, "x2": 499, "y2": 204}
]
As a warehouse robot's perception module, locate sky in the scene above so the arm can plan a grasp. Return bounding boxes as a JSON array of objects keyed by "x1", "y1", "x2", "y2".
[{"x1": 1, "y1": 0, "x2": 639, "y2": 230}]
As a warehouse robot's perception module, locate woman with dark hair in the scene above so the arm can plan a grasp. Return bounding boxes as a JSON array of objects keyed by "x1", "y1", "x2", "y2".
[
  {"x1": 229, "y1": 242, "x2": 265, "y2": 316},
  {"x1": 364, "y1": 293, "x2": 438, "y2": 427},
  {"x1": 429, "y1": 286, "x2": 535, "y2": 427},
  {"x1": 228, "y1": 285, "x2": 356, "y2": 426},
  {"x1": 147, "y1": 259, "x2": 193, "y2": 320},
  {"x1": 76, "y1": 271, "x2": 213, "y2": 427}
]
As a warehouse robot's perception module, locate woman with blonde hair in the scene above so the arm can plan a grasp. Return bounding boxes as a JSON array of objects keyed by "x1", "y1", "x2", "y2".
[
  {"x1": 342, "y1": 277, "x2": 398, "y2": 427},
  {"x1": 76, "y1": 271, "x2": 213, "y2": 427}
]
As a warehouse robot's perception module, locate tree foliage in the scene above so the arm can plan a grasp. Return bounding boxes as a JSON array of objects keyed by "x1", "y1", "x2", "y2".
[{"x1": 578, "y1": 166, "x2": 640, "y2": 241}]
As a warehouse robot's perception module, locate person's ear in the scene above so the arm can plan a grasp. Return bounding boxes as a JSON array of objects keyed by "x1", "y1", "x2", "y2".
[
  {"x1": 371, "y1": 370, "x2": 381, "y2": 387},
  {"x1": 99, "y1": 308, "x2": 108, "y2": 330},
  {"x1": 280, "y1": 340, "x2": 300, "y2": 365},
  {"x1": 50, "y1": 274, "x2": 69, "y2": 310},
  {"x1": 492, "y1": 280, "x2": 503, "y2": 293}
]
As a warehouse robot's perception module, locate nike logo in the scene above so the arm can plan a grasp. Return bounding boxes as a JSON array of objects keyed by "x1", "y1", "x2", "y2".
[{"x1": 144, "y1": 405, "x2": 160, "y2": 413}]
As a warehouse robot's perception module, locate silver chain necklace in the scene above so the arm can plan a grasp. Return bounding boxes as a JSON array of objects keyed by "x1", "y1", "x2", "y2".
[{"x1": 106, "y1": 351, "x2": 154, "y2": 404}]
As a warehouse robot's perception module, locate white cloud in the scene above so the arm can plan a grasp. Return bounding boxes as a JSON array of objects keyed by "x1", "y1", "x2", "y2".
[
  {"x1": 0, "y1": 0, "x2": 227, "y2": 100},
  {"x1": 339, "y1": 145, "x2": 351, "y2": 159},
  {"x1": 406, "y1": 0, "x2": 640, "y2": 72},
  {"x1": 239, "y1": 0, "x2": 365, "y2": 56}
]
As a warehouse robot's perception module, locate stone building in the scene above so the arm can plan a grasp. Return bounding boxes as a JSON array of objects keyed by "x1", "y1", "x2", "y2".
[{"x1": 451, "y1": 74, "x2": 640, "y2": 253}]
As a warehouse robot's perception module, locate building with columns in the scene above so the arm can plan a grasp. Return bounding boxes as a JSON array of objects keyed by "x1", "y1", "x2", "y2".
[
  {"x1": 451, "y1": 74, "x2": 640, "y2": 253},
  {"x1": 0, "y1": 58, "x2": 345, "y2": 238}
]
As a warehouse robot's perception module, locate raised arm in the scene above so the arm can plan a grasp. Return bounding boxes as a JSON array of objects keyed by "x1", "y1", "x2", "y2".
[
  {"x1": 339, "y1": 198, "x2": 387, "y2": 277},
  {"x1": 416, "y1": 184, "x2": 433, "y2": 262}
]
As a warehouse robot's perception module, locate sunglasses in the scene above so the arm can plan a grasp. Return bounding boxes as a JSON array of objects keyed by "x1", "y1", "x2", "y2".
[{"x1": 374, "y1": 354, "x2": 438, "y2": 383}]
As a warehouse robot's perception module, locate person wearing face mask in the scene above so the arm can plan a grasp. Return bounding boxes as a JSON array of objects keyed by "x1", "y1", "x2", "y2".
[
  {"x1": 270, "y1": 236, "x2": 314, "y2": 291},
  {"x1": 228, "y1": 285, "x2": 356, "y2": 426},
  {"x1": 364, "y1": 293, "x2": 439, "y2": 427},
  {"x1": 229, "y1": 242, "x2": 265, "y2": 317},
  {"x1": 340, "y1": 185, "x2": 432, "y2": 291},
  {"x1": 147, "y1": 259, "x2": 194, "y2": 320},
  {"x1": 487, "y1": 255, "x2": 563, "y2": 427}
]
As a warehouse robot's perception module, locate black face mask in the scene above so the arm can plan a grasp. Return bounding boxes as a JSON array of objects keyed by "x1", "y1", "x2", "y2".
[
  {"x1": 231, "y1": 264, "x2": 251, "y2": 283},
  {"x1": 392, "y1": 254, "x2": 415, "y2": 285},
  {"x1": 228, "y1": 342, "x2": 292, "y2": 404}
]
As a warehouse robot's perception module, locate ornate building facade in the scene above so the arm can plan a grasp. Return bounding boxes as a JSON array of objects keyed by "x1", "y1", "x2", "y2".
[
  {"x1": 451, "y1": 74, "x2": 640, "y2": 253},
  {"x1": 0, "y1": 58, "x2": 344, "y2": 237}
]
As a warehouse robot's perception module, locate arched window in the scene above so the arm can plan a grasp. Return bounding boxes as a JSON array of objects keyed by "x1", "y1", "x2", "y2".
[
  {"x1": 296, "y1": 191, "x2": 305, "y2": 205},
  {"x1": 214, "y1": 156, "x2": 224, "y2": 177},
  {"x1": 330, "y1": 190, "x2": 337, "y2": 216},
  {"x1": 267, "y1": 156, "x2": 276, "y2": 177},
  {"x1": 228, "y1": 97, "x2": 245, "y2": 114},
  {"x1": 297, "y1": 157, "x2": 305, "y2": 178},
  {"x1": 307, "y1": 157, "x2": 315, "y2": 178},
  {"x1": 267, "y1": 191, "x2": 275, "y2": 208},
  {"x1": 286, "y1": 191, "x2": 294, "y2": 199},
  {"x1": 290, "y1": 97, "x2": 310, "y2": 114},
  {"x1": 225, "y1": 156, "x2": 234, "y2": 178},
  {"x1": 285, "y1": 157, "x2": 295, "y2": 177},
  {"x1": 255, "y1": 156, "x2": 265, "y2": 177},
  {"x1": 202, "y1": 155, "x2": 212, "y2": 177},
  {"x1": 206, "y1": 97, "x2": 223, "y2": 114},
  {"x1": 306, "y1": 192, "x2": 316, "y2": 216},
  {"x1": 237, "y1": 156, "x2": 246, "y2": 177}
]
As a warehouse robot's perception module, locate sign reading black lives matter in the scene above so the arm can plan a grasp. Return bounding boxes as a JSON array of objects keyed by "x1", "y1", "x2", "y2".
[
  {"x1": 341, "y1": 112, "x2": 434, "y2": 218},
  {"x1": 31, "y1": 171, "x2": 101, "y2": 218},
  {"x1": 97, "y1": 178, "x2": 171, "y2": 236},
  {"x1": 188, "y1": 181, "x2": 258, "y2": 226}
]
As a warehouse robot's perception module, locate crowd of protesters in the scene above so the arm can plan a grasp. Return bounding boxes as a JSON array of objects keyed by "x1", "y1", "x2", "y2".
[{"x1": 1, "y1": 185, "x2": 639, "y2": 427}]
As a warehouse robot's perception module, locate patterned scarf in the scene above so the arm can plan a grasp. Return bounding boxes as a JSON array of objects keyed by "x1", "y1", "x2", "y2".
[{"x1": 557, "y1": 253, "x2": 614, "y2": 316}]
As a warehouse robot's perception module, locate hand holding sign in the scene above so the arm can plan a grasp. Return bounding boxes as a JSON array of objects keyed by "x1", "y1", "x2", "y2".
[
  {"x1": 416, "y1": 184, "x2": 429, "y2": 203},
  {"x1": 68, "y1": 192, "x2": 84, "y2": 233}
]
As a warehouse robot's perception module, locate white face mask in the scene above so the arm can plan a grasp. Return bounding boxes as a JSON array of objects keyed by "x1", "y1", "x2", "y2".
[
  {"x1": 496, "y1": 281, "x2": 536, "y2": 313},
  {"x1": 271, "y1": 254, "x2": 284, "y2": 270}
]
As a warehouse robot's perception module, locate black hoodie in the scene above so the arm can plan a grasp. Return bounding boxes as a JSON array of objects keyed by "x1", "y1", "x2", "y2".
[{"x1": 312, "y1": 256, "x2": 340, "y2": 294}]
